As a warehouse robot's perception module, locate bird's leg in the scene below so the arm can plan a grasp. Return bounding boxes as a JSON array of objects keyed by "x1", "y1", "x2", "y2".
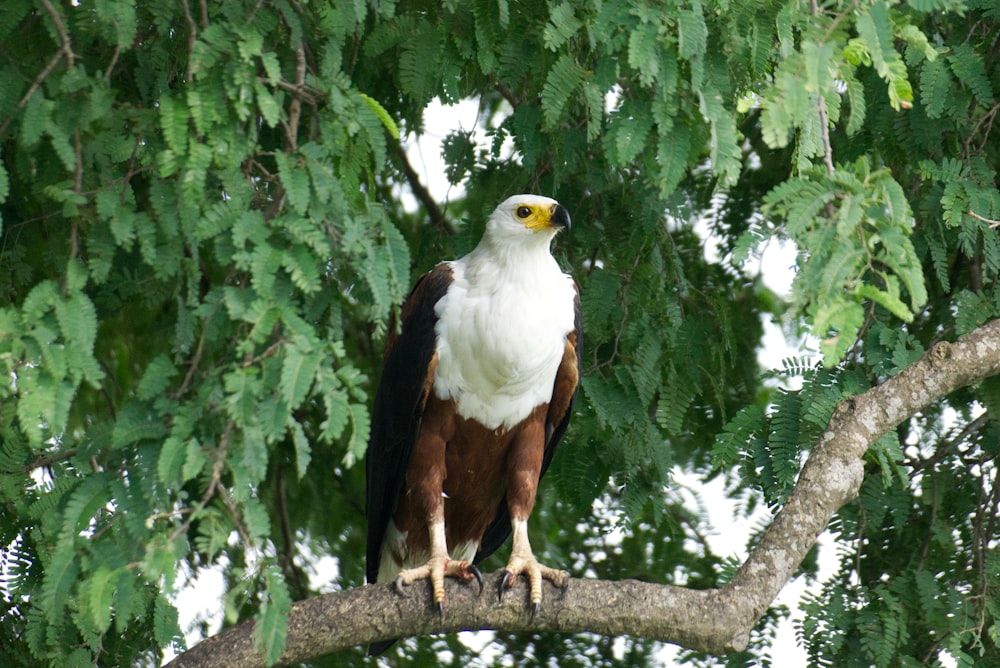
[
  {"x1": 394, "y1": 518, "x2": 483, "y2": 612},
  {"x1": 498, "y1": 421, "x2": 569, "y2": 614},
  {"x1": 498, "y1": 517, "x2": 569, "y2": 615}
]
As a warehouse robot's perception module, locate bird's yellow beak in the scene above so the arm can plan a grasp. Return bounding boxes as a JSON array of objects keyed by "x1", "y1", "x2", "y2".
[{"x1": 524, "y1": 203, "x2": 571, "y2": 232}]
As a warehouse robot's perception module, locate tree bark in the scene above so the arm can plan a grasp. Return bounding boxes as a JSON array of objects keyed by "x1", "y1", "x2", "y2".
[{"x1": 165, "y1": 319, "x2": 1000, "y2": 668}]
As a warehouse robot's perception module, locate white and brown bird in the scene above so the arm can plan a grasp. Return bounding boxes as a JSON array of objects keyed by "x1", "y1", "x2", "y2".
[{"x1": 365, "y1": 194, "x2": 581, "y2": 652}]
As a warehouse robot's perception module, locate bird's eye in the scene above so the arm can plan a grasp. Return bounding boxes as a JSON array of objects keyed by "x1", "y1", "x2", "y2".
[{"x1": 516, "y1": 206, "x2": 532, "y2": 219}]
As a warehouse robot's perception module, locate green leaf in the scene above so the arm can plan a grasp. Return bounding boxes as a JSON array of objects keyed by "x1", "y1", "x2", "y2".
[
  {"x1": 182, "y1": 437, "x2": 208, "y2": 482},
  {"x1": 157, "y1": 435, "x2": 186, "y2": 487},
  {"x1": 0, "y1": 160, "x2": 9, "y2": 203},
  {"x1": 289, "y1": 418, "x2": 311, "y2": 478},
  {"x1": 255, "y1": 81, "x2": 282, "y2": 128},
  {"x1": 112, "y1": 401, "x2": 167, "y2": 448},
  {"x1": 358, "y1": 92, "x2": 399, "y2": 140},
  {"x1": 321, "y1": 378, "x2": 349, "y2": 441},
  {"x1": 855, "y1": 1, "x2": 913, "y2": 110},
  {"x1": 542, "y1": 53, "x2": 585, "y2": 129},
  {"x1": 628, "y1": 20, "x2": 660, "y2": 86},
  {"x1": 153, "y1": 594, "x2": 183, "y2": 650},
  {"x1": 274, "y1": 151, "x2": 311, "y2": 215},
  {"x1": 159, "y1": 95, "x2": 189, "y2": 155},
  {"x1": 919, "y1": 56, "x2": 951, "y2": 119},
  {"x1": 242, "y1": 493, "x2": 272, "y2": 539},
  {"x1": 544, "y1": 2, "x2": 582, "y2": 52},
  {"x1": 812, "y1": 297, "x2": 866, "y2": 365},
  {"x1": 344, "y1": 401, "x2": 369, "y2": 467},
  {"x1": 136, "y1": 354, "x2": 178, "y2": 400},
  {"x1": 713, "y1": 405, "x2": 766, "y2": 469},
  {"x1": 948, "y1": 43, "x2": 993, "y2": 106},
  {"x1": 677, "y1": 7, "x2": 707, "y2": 60},
  {"x1": 61, "y1": 473, "x2": 110, "y2": 536},
  {"x1": 86, "y1": 565, "x2": 117, "y2": 633},
  {"x1": 280, "y1": 339, "x2": 320, "y2": 407},
  {"x1": 254, "y1": 565, "x2": 292, "y2": 666},
  {"x1": 854, "y1": 282, "x2": 911, "y2": 322},
  {"x1": 41, "y1": 538, "x2": 78, "y2": 624},
  {"x1": 241, "y1": 426, "x2": 269, "y2": 484},
  {"x1": 21, "y1": 93, "x2": 52, "y2": 146}
]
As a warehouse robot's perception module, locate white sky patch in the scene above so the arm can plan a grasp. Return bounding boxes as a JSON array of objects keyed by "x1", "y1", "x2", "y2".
[{"x1": 398, "y1": 97, "x2": 518, "y2": 213}]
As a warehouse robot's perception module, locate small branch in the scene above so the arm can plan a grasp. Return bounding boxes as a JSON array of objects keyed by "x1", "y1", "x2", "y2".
[
  {"x1": 281, "y1": 45, "x2": 306, "y2": 151},
  {"x1": 0, "y1": 0, "x2": 77, "y2": 135},
  {"x1": 810, "y1": 0, "x2": 835, "y2": 177},
  {"x1": 180, "y1": 0, "x2": 198, "y2": 81},
  {"x1": 21, "y1": 449, "x2": 78, "y2": 474},
  {"x1": 168, "y1": 423, "x2": 233, "y2": 544},
  {"x1": 587, "y1": 237, "x2": 648, "y2": 374},
  {"x1": 0, "y1": 52, "x2": 62, "y2": 136},
  {"x1": 817, "y1": 94, "x2": 835, "y2": 176},
  {"x1": 396, "y1": 143, "x2": 457, "y2": 235},
  {"x1": 198, "y1": 0, "x2": 209, "y2": 30},
  {"x1": 40, "y1": 0, "x2": 75, "y2": 68},
  {"x1": 275, "y1": 465, "x2": 309, "y2": 599},
  {"x1": 496, "y1": 81, "x2": 521, "y2": 108},
  {"x1": 104, "y1": 44, "x2": 121, "y2": 87},
  {"x1": 216, "y1": 483, "x2": 252, "y2": 548},
  {"x1": 967, "y1": 209, "x2": 1000, "y2": 227}
]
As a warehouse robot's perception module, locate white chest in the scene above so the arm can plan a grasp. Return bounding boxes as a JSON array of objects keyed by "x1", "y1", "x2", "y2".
[{"x1": 432, "y1": 256, "x2": 576, "y2": 431}]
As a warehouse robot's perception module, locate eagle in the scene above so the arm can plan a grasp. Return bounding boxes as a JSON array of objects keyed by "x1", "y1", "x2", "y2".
[{"x1": 366, "y1": 194, "x2": 582, "y2": 650}]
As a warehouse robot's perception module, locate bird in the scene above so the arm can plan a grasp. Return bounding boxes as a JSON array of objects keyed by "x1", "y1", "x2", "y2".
[{"x1": 365, "y1": 194, "x2": 582, "y2": 652}]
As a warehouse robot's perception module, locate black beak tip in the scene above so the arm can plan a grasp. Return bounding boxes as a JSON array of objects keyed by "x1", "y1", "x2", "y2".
[{"x1": 552, "y1": 204, "x2": 571, "y2": 230}]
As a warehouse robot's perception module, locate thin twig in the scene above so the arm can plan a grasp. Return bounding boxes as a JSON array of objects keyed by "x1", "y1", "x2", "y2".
[
  {"x1": 168, "y1": 423, "x2": 233, "y2": 544},
  {"x1": 198, "y1": 0, "x2": 209, "y2": 30},
  {"x1": 21, "y1": 449, "x2": 78, "y2": 474},
  {"x1": 281, "y1": 45, "x2": 306, "y2": 151},
  {"x1": 0, "y1": 51, "x2": 63, "y2": 136},
  {"x1": 217, "y1": 484, "x2": 252, "y2": 547},
  {"x1": 967, "y1": 209, "x2": 1000, "y2": 227},
  {"x1": 180, "y1": 0, "x2": 198, "y2": 81},
  {"x1": 396, "y1": 143, "x2": 457, "y2": 235},
  {"x1": 817, "y1": 94, "x2": 835, "y2": 176},
  {"x1": 810, "y1": 0, "x2": 836, "y2": 176},
  {"x1": 40, "y1": 0, "x2": 75, "y2": 68},
  {"x1": 104, "y1": 44, "x2": 121, "y2": 87}
]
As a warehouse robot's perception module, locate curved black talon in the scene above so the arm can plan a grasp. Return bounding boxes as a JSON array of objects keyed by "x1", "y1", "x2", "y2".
[
  {"x1": 530, "y1": 602, "x2": 540, "y2": 621},
  {"x1": 437, "y1": 600, "x2": 445, "y2": 617},
  {"x1": 497, "y1": 571, "x2": 514, "y2": 603},
  {"x1": 469, "y1": 564, "x2": 485, "y2": 595},
  {"x1": 394, "y1": 575, "x2": 409, "y2": 597}
]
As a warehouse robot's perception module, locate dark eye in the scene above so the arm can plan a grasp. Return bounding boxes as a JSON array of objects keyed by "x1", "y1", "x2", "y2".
[{"x1": 516, "y1": 206, "x2": 532, "y2": 218}]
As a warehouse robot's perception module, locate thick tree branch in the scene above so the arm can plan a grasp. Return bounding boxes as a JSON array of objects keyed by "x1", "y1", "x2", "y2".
[{"x1": 166, "y1": 319, "x2": 1000, "y2": 668}]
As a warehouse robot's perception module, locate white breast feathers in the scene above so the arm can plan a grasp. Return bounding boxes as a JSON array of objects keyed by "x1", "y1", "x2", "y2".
[{"x1": 433, "y1": 253, "x2": 576, "y2": 431}]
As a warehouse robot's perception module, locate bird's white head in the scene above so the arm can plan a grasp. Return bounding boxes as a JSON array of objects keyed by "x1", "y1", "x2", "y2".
[{"x1": 483, "y1": 194, "x2": 571, "y2": 245}]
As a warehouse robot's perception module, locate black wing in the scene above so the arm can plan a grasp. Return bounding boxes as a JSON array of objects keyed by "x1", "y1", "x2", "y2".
[
  {"x1": 475, "y1": 283, "x2": 583, "y2": 563},
  {"x1": 365, "y1": 264, "x2": 454, "y2": 585}
]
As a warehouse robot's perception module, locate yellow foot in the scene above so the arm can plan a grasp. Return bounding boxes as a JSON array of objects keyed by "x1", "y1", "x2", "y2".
[
  {"x1": 394, "y1": 557, "x2": 484, "y2": 612},
  {"x1": 498, "y1": 555, "x2": 569, "y2": 617}
]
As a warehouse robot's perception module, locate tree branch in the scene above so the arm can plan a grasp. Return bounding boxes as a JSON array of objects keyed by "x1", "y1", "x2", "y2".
[
  {"x1": 165, "y1": 319, "x2": 1000, "y2": 667},
  {"x1": 396, "y1": 143, "x2": 457, "y2": 235}
]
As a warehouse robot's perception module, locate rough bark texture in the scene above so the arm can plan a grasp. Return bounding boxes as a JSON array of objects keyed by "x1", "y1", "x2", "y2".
[{"x1": 166, "y1": 319, "x2": 1000, "y2": 668}]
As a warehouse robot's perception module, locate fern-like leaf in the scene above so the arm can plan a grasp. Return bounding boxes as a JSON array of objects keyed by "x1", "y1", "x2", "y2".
[
  {"x1": 542, "y1": 53, "x2": 585, "y2": 129},
  {"x1": 712, "y1": 404, "x2": 766, "y2": 468},
  {"x1": 254, "y1": 565, "x2": 292, "y2": 666}
]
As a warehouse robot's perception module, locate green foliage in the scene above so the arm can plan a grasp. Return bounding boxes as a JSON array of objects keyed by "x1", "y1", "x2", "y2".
[{"x1": 0, "y1": 0, "x2": 998, "y2": 666}]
